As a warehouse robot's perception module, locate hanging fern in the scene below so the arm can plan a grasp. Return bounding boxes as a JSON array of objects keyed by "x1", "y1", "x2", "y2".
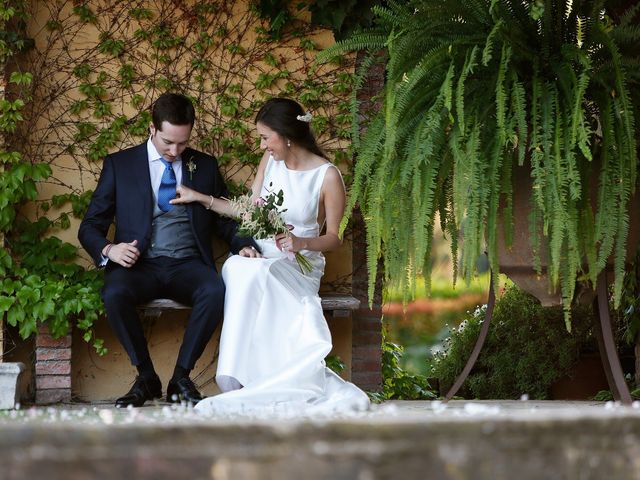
[{"x1": 319, "y1": 0, "x2": 640, "y2": 323}]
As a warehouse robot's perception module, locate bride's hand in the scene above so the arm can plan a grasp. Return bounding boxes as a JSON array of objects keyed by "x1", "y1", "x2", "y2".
[
  {"x1": 239, "y1": 246, "x2": 262, "y2": 258},
  {"x1": 276, "y1": 232, "x2": 299, "y2": 253},
  {"x1": 171, "y1": 184, "x2": 197, "y2": 205}
]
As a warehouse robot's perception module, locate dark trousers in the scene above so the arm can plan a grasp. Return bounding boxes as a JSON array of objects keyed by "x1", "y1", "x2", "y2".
[{"x1": 101, "y1": 256, "x2": 224, "y2": 370}]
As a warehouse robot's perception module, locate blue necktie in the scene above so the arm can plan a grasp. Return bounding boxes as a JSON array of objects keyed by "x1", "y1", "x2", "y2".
[{"x1": 157, "y1": 158, "x2": 176, "y2": 212}]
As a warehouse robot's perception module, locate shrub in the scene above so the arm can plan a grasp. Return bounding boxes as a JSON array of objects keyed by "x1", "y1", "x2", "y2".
[
  {"x1": 370, "y1": 334, "x2": 438, "y2": 402},
  {"x1": 432, "y1": 286, "x2": 596, "y2": 399}
]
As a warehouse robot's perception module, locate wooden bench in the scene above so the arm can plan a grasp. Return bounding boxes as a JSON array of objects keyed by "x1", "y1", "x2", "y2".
[
  {"x1": 138, "y1": 294, "x2": 360, "y2": 379},
  {"x1": 139, "y1": 294, "x2": 360, "y2": 318}
]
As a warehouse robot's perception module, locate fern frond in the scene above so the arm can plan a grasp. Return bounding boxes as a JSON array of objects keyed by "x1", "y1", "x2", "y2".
[
  {"x1": 455, "y1": 46, "x2": 480, "y2": 133},
  {"x1": 617, "y1": 1, "x2": 640, "y2": 27},
  {"x1": 348, "y1": 52, "x2": 379, "y2": 152},
  {"x1": 482, "y1": 19, "x2": 504, "y2": 66},
  {"x1": 339, "y1": 114, "x2": 385, "y2": 236},
  {"x1": 371, "y1": 3, "x2": 412, "y2": 29},
  {"x1": 510, "y1": 76, "x2": 527, "y2": 165},
  {"x1": 391, "y1": 45, "x2": 453, "y2": 128},
  {"x1": 315, "y1": 33, "x2": 388, "y2": 64},
  {"x1": 495, "y1": 43, "x2": 511, "y2": 135}
]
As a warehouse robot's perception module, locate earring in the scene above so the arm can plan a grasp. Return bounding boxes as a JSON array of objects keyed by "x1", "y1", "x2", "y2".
[{"x1": 287, "y1": 139, "x2": 291, "y2": 148}]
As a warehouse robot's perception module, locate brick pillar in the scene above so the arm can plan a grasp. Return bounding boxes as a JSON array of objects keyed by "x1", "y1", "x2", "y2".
[
  {"x1": 350, "y1": 51, "x2": 386, "y2": 392},
  {"x1": 351, "y1": 210, "x2": 383, "y2": 391},
  {"x1": 35, "y1": 325, "x2": 72, "y2": 404}
]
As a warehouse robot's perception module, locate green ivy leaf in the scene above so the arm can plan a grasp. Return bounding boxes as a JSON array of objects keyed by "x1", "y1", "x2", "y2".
[
  {"x1": 129, "y1": 7, "x2": 153, "y2": 20},
  {"x1": 0, "y1": 6, "x2": 17, "y2": 22},
  {"x1": 73, "y1": 4, "x2": 97, "y2": 24},
  {"x1": 24, "y1": 275, "x2": 44, "y2": 288},
  {"x1": 33, "y1": 299, "x2": 56, "y2": 320},
  {"x1": 299, "y1": 38, "x2": 317, "y2": 50},
  {"x1": 46, "y1": 20, "x2": 62, "y2": 31},
  {"x1": 93, "y1": 339, "x2": 107, "y2": 356},
  {"x1": 93, "y1": 101, "x2": 112, "y2": 119},
  {"x1": 0, "y1": 279, "x2": 18, "y2": 294},
  {"x1": 70, "y1": 100, "x2": 88, "y2": 115},
  {"x1": 263, "y1": 52, "x2": 279, "y2": 67},
  {"x1": 73, "y1": 63, "x2": 92, "y2": 79},
  {"x1": 31, "y1": 163, "x2": 52, "y2": 181},
  {"x1": 9, "y1": 71, "x2": 33, "y2": 85},
  {"x1": 23, "y1": 180, "x2": 38, "y2": 201},
  {"x1": 0, "y1": 248, "x2": 13, "y2": 270},
  {"x1": 128, "y1": 111, "x2": 152, "y2": 137},
  {"x1": 7, "y1": 306, "x2": 24, "y2": 327},
  {"x1": 74, "y1": 122, "x2": 97, "y2": 142},
  {"x1": 119, "y1": 64, "x2": 136, "y2": 88},
  {"x1": 0, "y1": 295, "x2": 16, "y2": 312},
  {"x1": 17, "y1": 285, "x2": 40, "y2": 304},
  {"x1": 18, "y1": 316, "x2": 36, "y2": 338},
  {"x1": 98, "y1": 36, "x2": 125, "y2": 57}
]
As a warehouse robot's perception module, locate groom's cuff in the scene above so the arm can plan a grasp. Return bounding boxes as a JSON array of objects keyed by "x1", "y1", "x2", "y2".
[
  {"x1": 229, "y1": 237, "x2": 260, "y2": 255},
  {"x1": 98, "y1": 243, "x2": 112, "y2": 267}
]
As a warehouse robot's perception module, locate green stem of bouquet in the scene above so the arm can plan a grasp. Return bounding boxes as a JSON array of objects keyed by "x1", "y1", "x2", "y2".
[{"x1": 295, "y1": 252, "x2": 313, "y2": 274}]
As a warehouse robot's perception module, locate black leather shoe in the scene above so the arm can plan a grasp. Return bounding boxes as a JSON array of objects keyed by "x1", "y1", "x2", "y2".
[
  {"x1": 166, "y1": 377, "x2": 203, "y2": 405},
  {"x1": 115, "y1": 375, "x2": 162, "y2": 408}
]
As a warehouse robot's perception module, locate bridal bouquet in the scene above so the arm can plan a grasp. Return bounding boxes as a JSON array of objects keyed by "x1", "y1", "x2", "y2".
[{"x1": 229, "y1": 188, "x2": 313, "y2": 274}]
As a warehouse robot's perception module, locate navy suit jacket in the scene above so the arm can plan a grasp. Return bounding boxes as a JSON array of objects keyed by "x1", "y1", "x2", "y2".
[{"x1": 78, "y1": 142, "x2": 250, "y2": 268}]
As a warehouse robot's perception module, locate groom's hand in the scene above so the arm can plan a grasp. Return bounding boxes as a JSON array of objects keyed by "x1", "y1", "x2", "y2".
[
  {"x1": 239, "y1": 246, "x2": 262, "y2": 258},
  {"x1": 106, "y1": 240, "x2": 140, "y2": 268}
]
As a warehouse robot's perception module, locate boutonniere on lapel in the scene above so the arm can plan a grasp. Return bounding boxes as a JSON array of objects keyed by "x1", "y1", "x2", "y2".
[{"x1": 186, "y1": 156, "x2": 196, "y2": 181}]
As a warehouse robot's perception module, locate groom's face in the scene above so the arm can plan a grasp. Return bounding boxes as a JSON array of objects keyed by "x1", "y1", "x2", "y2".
[{"x1": 150, "y1": 121, "x2": 192, "y2": 162}]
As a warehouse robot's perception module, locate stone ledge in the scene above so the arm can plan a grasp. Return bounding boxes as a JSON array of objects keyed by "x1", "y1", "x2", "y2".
[{"x1": 2, "y1": 404, "x2": 640, "y2": 479}]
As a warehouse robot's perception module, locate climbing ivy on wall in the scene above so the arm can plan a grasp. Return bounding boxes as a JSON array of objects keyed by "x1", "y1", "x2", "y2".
[
  {"x1": 258, "y1": 0, "x2": 384, "y2": 40},
  {"x1": 0, "y1": 0, "x2": 355, "y2": 353},
  {"x1": 0, "y1": 1, "x2": 106, "y2": 354},
  {"x1": 24, "y1": 1, "x2": 353, "y2": 194}
]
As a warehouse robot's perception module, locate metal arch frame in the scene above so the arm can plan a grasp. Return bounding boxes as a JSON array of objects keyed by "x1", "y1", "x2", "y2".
[
  {"x1": 444, "y1": 278, "x2": 496, "y2": 402},
  {"x1": 594, "y1": 270, "x2": 632, "y2": 405}
]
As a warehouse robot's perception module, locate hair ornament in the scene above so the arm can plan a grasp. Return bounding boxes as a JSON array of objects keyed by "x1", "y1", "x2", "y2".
[{"x1": 296, "y1": 112, "x2": 313, "y2": 123}]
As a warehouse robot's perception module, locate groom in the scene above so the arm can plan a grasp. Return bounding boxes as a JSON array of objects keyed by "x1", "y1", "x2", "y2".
[{"x1": 79, "y1": 92, "x2": 254, "y2": 407}]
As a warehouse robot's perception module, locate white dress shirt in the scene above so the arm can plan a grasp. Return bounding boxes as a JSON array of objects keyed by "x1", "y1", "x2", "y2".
[{"x1": 147, "y1": 138, "x2": 183, "y2": 218}]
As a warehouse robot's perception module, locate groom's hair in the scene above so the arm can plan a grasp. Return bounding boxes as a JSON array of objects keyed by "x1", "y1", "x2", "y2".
[
  {"x1": 152, "y1": 93, "x2": 196, "y2": 129},
  {"x1": 255, "y1": 98, "x2": 325, "y2": 159}
]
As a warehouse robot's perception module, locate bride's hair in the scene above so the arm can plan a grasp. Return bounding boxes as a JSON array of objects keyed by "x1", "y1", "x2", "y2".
[{"x1": 255, "y1": 98, "x2": 326, "y2": 159}]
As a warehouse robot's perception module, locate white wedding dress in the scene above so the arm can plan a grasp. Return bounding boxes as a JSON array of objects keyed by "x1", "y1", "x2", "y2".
[{"x1": 194, "y1": 156, "x2": 370, "y2": 416}]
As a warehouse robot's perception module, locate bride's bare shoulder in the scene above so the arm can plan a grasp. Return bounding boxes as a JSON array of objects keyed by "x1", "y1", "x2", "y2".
[{"x1": 310, "y1": 153, "x2": 332, "y2": 167}]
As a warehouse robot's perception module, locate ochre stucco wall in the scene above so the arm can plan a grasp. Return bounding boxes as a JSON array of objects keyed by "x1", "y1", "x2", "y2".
[{"x1": 19, "y1": 0, "x2": 355, "y2": 401}]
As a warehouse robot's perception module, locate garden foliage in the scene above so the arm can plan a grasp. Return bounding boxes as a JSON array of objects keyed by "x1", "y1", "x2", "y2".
[{"x1": 432, "y1": 286, "x2": 596, "y2": 399}]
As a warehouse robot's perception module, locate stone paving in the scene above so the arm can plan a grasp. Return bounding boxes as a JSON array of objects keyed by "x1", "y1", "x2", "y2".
[{"x1": 2, "y1": 399, "x2": 640, "y2": 479}]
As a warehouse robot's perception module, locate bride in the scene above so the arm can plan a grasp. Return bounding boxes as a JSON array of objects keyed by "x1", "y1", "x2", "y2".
[{"x1": 172, "y1": 97, "x2": 370, "y2": 415}]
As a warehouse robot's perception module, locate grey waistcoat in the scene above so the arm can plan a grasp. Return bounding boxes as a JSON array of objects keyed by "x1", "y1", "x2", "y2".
[{"x1": 145, "y1": 205, "x2": 200, "y2": 259}]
